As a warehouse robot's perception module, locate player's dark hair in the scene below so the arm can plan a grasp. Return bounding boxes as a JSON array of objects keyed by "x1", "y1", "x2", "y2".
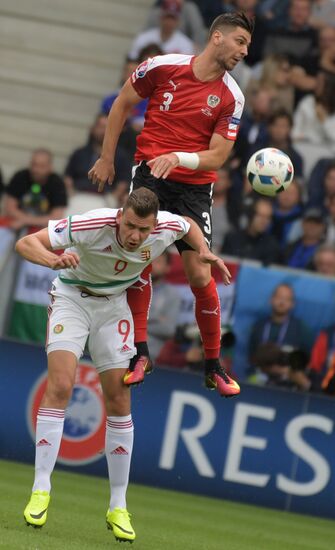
[
  {"x1": 124, "y1": 187, "x2": 159, "y2": 218},
  {"x1": 208, "y1": 12, "x2": 254, "y2": 38}
]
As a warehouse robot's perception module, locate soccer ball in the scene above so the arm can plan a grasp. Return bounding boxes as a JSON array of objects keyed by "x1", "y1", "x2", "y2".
[{"x1": 246, "y1": 148, "x2": 294, "y2": 197}]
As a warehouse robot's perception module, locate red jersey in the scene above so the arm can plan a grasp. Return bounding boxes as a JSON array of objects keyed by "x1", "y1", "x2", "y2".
[{"x1": 131, "y1": 54, "x2": 245, "y2": 185}]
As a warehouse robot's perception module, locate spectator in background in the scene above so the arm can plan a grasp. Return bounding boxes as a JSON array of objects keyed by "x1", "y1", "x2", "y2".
[
  {"x1": 232, "y1": 85, "x2": 274, "y2": 171},
  {"x1": 271, "y1": 179, "x2": 304, "y2": 248},
  {"x1": 222, "y1": 197, "x2": 282, "y2": 264},
  {"x1": 64, "y1": 114, "x2": 130, "y2": 211},
  {"x1": 147, "y1": 250, "x2": 181, "y2": 361},
  {"x1": 292, "y1": 70, "x2": 335, "y2": 148},
  {"x1": 248, "y1": 283, "x2": 312, "y2": 386},
  {"x1": 309, "y1": 0, "x2": 335, "y2": 30},
  {"x1": 248, "y1": 109, "x2": 304, "y2": 179},
  {"x1": 245, "y1": 54, "x2": 295, "y2": 115},
  {"x1": 290, "y1": 26, "x2": 335, "y2": 100},
  {"x1": 282, "y1": 207, "x2": 326, "y2": 270},
  {"x1": 324, "y1": 193, "x2": 335, "y2": 245},
  {"x1": 307, "y1": 159, "x2": 335, "y2": 210},
  {"x1": 257, "y1": 0, "x2": 290, "y2": 30},
  {"x1": 101, "y1": 44, "x2": 163, "y2": 132},
  {"x1": 3, "y1": 149, "x2": 67, "y2": 230},
  {"x1": 128, "y1": 0, "x2": 194, "y2": 61},
  {"x1": 312, "y1": 243, "x2": 335, "y2": 275},
  {"x1": 292, "y1": 70, "x2": 335, "y2": 177},
  {"x1": 146, "y1": 0, "x2": 207, "y2": 50},
  {"x1": 263, "y1": 0, "x2": 318, "y2": 68}
]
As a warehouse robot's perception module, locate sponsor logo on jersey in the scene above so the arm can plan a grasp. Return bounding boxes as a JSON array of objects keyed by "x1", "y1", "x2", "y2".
[
  {"x1": 134, "y1": 60, "x2": 149, "y2": 80},
  {"x1": 28, "y1": 362, "x2": 105, "y2": 465},
  {"x1": 102, "y1": 245, "x2": 113, "y2": 253},
  {"x1": 201, "y1": 108, "x2": 213, "y2": 117},
  {"x1": 53, "y1": 324, "x2": 64, "y2": 334},
  {"x1": 54, "y1": 219, "x2": 68, "y2": 233},
  {"x1": 140, "y1": 248, "x2": 151, "y2": 261},
  {"x1": 169, "y1": 79, "x2": 180, "y2": 91},
  {"x1": 207, "y1": 95, "x2": 220, "y2": 108}
]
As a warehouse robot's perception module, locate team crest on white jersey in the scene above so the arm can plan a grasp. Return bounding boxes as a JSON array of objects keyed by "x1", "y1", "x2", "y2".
[
  {"x1": 207, "y1": 95, "x2": 220, "y2": 108},
  {"x1": 140, "y1": 248, "x2": 151, "y2": 261}
]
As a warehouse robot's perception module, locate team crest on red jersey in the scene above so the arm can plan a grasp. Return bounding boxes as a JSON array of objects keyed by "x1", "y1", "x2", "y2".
[
  {"x1": 28, "y1": 362, "x2": 105, "y2": 465},
  {"x1": 207, "y1": 95, "x2": 220, "y2": 108}
]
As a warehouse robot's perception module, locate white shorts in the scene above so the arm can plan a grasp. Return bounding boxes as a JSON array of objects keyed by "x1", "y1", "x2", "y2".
[{"x1": 46, "y1": 279, "x2": 136, "y2": 373}]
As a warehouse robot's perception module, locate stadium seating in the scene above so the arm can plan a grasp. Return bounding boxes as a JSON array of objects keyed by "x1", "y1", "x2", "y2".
[{"x1": 0, "y1": 0, "x2": 153, "y2": 179}]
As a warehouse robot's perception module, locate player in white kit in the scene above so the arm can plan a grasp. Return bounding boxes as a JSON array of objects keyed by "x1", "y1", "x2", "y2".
[{"x1": 16, "y1": 187, "x2": 231, "y2": 543}]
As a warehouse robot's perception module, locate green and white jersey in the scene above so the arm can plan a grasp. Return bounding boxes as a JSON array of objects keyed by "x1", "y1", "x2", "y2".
[{"x1": 48, "y1": 208, "x2": 189, "y2": 295}]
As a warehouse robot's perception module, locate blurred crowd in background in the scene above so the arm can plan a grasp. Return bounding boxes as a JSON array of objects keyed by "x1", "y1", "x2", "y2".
[{"x1": 1, "y1": 0, "x2": 335, "y2": 396}]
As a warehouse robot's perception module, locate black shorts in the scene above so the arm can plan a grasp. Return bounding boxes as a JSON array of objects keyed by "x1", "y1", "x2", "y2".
[{"x1": 131, "y1": 162, "x2": 213, "y2": 253}]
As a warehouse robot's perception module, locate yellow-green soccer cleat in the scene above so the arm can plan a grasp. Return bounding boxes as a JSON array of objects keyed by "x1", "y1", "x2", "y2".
[
  {"x1": 106, "y1": 507, "x2": 136, "y2": 543},
  {"x1": 24, "y1": 490, "x2": 50, "y2": 528}
]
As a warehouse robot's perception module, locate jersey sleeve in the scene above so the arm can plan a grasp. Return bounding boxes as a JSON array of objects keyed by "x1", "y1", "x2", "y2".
[
  {"x1": 213, "y1": 88, "x2": 245, "y2": 141},
  {"x1": 156, "y1": 212, "x2": 190, "y2": 246},
  {"x1": 48, "y1": 209, "x2": 116, "y2": 249},
  {"x1": 130, "y1": 56, "x2": 161, "y2": 98}
]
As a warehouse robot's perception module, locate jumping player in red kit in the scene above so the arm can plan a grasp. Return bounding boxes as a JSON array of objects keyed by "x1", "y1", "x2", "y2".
[{"x1": 89, "y1": 12, "x2": 254, "y2": 397}]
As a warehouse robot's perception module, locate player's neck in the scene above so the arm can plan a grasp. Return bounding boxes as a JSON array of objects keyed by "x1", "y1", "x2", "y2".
[{"x1": 192, "y1": 53, "x2": 225, "y2": 82}]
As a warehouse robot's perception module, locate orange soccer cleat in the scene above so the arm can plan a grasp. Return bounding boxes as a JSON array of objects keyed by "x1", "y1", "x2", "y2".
[
  {"x1": 123, "y1": 355, "x2": 153, "y2": 386},
  {"x1": 204, "y1": 361, "x2": 240, "y2": 397}
]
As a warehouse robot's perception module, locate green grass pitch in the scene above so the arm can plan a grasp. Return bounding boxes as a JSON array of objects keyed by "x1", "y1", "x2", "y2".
[{"x1": 0, "y1": 459, "x2": 334, "y2": 549}]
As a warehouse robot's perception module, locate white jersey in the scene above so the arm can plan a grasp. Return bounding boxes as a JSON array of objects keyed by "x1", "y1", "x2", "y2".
[{"x1": 48, "y1": 208, "x2": 190, "y2": 296}]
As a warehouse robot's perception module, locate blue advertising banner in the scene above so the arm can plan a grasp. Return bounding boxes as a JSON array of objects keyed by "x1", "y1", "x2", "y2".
[
  {"x1": 1, "y1": 339, "x2": 334, "y2": 519},
  {"x1": 232, "y1": 264, "x2": 335, "y2": 379}
]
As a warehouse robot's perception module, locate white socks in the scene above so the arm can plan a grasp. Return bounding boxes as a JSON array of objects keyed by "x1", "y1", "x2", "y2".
[
  {"x1": 105, "y1": 415, "x2": 134, "y2": 511},
  {"x1": 32, "y1": 407, "x2": 65, "y2": 493}
]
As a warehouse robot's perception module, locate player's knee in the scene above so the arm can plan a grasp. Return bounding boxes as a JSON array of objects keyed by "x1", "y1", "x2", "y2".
[
  {"x1": 187, "y1": 271, "x2": 211, "y2": 287},
  {"x1": 45, "y1": 378, "x2": 73, "y2": 407},
  {"x1": 105, "y1": 391, "x2": 130, "y2": 416}
]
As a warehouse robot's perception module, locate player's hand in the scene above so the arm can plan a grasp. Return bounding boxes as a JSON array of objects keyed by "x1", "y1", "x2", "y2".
[
  {"x1": 88, "y1": 158, "x2": 115, "y2": 193},
  {"x1": 147, "y1": 153, "x2": 179, "y2": 179},
  {"x1": 199, "y1": 251, "x2": 232, "y2": 285},
  {"x1": 50, "y1": 251, "x2": 80, "y2": 270}
]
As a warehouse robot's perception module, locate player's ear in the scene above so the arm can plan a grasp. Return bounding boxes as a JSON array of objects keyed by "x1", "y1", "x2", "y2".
[{"x1": 116, "y1": 209, "x2": 122, "y2": 224}]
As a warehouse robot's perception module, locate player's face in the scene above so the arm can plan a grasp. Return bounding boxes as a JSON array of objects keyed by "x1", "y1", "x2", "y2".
[
  {"x1": 117, "y1": 207, "x2": 157, "y2": 251},
  {"x1": 213, "y1": 27, "x2": 251, "y2": 71}
]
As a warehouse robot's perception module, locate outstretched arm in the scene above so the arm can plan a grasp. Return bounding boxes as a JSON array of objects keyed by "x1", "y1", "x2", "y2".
[
  {"x1": 147, "y1": 133, "x2": 235, "y2": 179},
  {"x1": 182, "y1": 217, "x2": 231, "y2": 285},
  {"x1": 88, "y1": 79, "x2": 143, "y2": 192},
  {"x1": 15, "y1": 228, "x2": 80, "y2": 270}
]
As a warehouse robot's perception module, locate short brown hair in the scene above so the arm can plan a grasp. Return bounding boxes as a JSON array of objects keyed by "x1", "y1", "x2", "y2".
[
  {"x1": 124, "y1": 187, "x2": 159, "y2": 218},
  {"x1": 209, "y1": 12, "x2": 254, "y2": 38}
]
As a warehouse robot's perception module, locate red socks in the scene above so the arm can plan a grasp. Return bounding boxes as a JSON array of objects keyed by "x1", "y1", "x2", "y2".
[
  {"x1": 191, "y1": 277, "x2": 221, "y2": 360},
  {"x1": 128, "y1": 268, "x2": 221, "y2": 360},
  {"x1": 127, "y1": 264, "x2": 152, "y2": 344}
]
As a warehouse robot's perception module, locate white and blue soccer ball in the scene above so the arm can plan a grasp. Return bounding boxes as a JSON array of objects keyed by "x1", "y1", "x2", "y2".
[{"x1": 246, "y1": 147, "x2": 294, "y2": 197}]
